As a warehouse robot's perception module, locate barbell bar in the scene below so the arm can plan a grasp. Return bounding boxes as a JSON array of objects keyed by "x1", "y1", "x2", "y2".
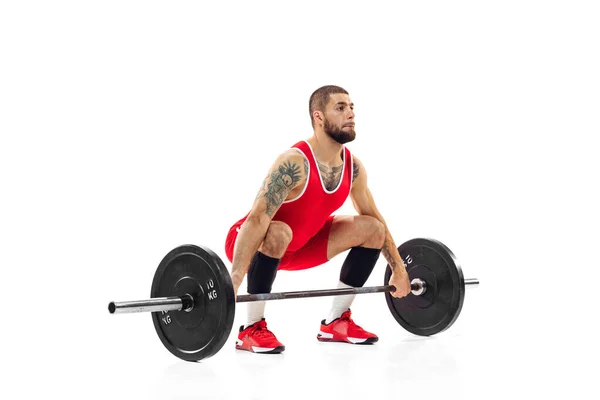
[{"x1": 109, "y1": 278, "x2": 480, "y2": 314}]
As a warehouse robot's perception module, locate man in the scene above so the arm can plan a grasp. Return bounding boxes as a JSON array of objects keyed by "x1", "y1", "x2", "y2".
[{"x1": 224, "y1": 85, "x2": 411, "y2": 354}]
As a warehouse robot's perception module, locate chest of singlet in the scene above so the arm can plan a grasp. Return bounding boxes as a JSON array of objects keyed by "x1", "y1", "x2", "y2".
[{"x1": 269, "y1": 140, "x2": 353, "y2": 251}]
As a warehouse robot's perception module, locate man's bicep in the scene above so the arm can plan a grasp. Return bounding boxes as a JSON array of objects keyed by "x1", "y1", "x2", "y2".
[
  {"x1": 250, "y1": 153, "x2": 305, "y2": 218},
  {"x1": 350, "y1": 156, "x2": 380, "y2": 216}
]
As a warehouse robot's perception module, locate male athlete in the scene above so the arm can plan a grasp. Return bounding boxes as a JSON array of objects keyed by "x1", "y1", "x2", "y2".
[{"x1": 224, "y1": 85, "x2": 411, "y2": 354}]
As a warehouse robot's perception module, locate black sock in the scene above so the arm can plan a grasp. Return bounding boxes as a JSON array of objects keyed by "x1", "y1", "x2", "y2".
[
  {"x1": 247, "y1": 251, "x2": 280, "y2": 294},
  {"x1": 339, "y1": 246, "x2": 381, "y2": 287}
]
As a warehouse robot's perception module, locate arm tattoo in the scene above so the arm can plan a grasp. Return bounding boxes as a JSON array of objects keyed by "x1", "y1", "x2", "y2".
[
  {"x1": 303, "y1": 157, "x2": 309, "y2": 176},
  {"x1": 317, "y1": 161, "x2": 343, "y2": 191},
  {"x1": 262, "y1": 160, "x2": 302, "y2": 216},
  {"x1": 352, "y1": 161, "x2": 360, "y2": 183},
  {"x1": 382, "y1": 239, "x2": 399, "y2": 271}
]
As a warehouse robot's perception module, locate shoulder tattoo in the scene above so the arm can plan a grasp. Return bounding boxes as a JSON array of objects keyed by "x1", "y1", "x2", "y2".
[{"x1": 352, "y1": 161, "x2": 360, "y2": 183}]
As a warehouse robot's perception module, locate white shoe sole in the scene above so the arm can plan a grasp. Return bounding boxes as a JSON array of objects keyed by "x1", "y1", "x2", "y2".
[
  {"x1": 236, "y1": 339, "x2": 284, "y2": 353},
  {"x1": 317, "y1": 331, "x2": 372, "y2": 344}
]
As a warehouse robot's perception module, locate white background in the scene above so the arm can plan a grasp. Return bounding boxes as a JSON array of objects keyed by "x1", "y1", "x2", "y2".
[{"x1": 1, "y1": 1, "x2": 599, "y2": 399}]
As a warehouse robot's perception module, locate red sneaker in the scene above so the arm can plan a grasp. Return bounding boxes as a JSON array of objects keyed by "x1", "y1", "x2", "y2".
[
  {"x1": 317, "y1": 309, "x2": 378, "y2": 344},
  {"x1": 236, "y1": 319, "x2": 285, "y2": 354}
]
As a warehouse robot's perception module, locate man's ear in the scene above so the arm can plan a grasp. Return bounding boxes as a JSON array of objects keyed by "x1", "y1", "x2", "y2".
[{"x1": 313, "y1": 110, "x2": 323, "y2": 125}]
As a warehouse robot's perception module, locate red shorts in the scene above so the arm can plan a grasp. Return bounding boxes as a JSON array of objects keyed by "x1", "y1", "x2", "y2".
[{"x1": 225, "y1": 216, "x2": 334, "y2": 271}]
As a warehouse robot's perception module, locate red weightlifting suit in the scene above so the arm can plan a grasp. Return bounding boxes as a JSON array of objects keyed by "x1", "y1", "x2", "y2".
[{"x1": 225, "y1": 140, "x2": 353, "y2": 271}]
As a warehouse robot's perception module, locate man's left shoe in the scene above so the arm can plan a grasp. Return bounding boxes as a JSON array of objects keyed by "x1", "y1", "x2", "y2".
[{"x1": 317, "y1": 309, "x2": 379, "y2": 344}]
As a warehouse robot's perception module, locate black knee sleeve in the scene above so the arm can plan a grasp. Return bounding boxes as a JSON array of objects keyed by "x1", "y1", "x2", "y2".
[
  {"x1": 247, "y1": 251, "x2": 280, "y2": 294},
  {"x1": 339, "y1": 246, "x2": 381, "y2": 287}
]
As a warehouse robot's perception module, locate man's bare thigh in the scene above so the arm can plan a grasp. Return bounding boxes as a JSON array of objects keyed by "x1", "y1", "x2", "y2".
[{"x1": 326, "y1": 215, "x2": 384, "y2": 260}]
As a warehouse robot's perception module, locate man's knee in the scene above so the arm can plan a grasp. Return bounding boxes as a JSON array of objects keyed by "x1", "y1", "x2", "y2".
[
  {"x1": 364, "y1": 216, "x2": 385, "y2": 249},
  {"x1": 248, "y1": 222, "x2": 291, "y2": 294},
  {"x1": 260, "y1": 221, "x2": 293, "y2": 258}
]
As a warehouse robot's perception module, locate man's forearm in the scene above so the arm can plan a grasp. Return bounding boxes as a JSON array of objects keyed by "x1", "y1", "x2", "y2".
[
  {"x1": 231, "y1": 215, "x2": 270, "y2": 286},
  {"x1": 381, "y1": 228, "x2": 407, "y2": 274}
]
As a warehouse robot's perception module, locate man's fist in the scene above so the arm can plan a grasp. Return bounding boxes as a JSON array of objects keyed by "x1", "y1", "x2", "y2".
[{"x1": 388, "y1": 270, "x2": 411, "y2": 298}]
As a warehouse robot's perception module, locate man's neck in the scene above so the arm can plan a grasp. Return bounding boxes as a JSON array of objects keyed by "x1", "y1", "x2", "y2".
[{"x1": 307, "y1": 134, "x2": 343, "y2": 165}]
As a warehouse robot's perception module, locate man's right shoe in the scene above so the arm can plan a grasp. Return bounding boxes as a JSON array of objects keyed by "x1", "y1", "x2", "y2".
[{"x1": 236, "y1": 319, "x2": 285, "y2": 354}]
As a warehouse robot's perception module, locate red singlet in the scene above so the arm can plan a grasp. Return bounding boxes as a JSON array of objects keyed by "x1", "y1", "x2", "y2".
[{"x1": 224, "y1": 140, "x2": 353, "y2": 270}]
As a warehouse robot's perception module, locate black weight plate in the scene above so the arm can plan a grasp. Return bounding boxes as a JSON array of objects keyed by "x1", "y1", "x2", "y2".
[
  {"x1": 384, "y1": 238, "x2": 465, "y2": 336},
  {"x1": 151, "y1": 244, "x2": 235, "y2": 362}
]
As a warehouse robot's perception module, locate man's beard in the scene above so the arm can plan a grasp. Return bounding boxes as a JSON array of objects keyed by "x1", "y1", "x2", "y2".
[{"x1": 324, "y1": 118, "x2": 356, "y2": 144}]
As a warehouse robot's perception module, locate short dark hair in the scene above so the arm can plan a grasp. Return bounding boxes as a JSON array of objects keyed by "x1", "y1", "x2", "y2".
[{"x1": 309, "y1": 85, "x2": 349, "y2": 128}]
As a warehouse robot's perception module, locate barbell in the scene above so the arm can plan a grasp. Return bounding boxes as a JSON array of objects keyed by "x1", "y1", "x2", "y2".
[{"x1": 108, "y1": 237, "x2": 479, "y2": 362}]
